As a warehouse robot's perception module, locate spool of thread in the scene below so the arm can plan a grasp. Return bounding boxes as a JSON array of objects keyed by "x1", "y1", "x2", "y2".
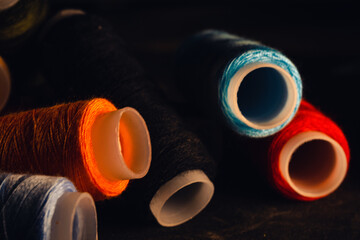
[
  {"x1": 175, "y1": 30, "x2": 302, "y2": 137},
  {"x1": 0, "y1": 98, "x2": 152, "y2": 201},
  {"x1": 0, "y1": 56, "x2": 11, "y2": 111},
  {"x1": 0, "y1": 0, "x2": 48, "y2": 54},
  {"x1": 40, "y1": 10, "x2": 215, "y2": 227},
  {"x1": 219, "y1": 100, "x2": 350, "y2": 201},
  {"x1": 268, "y1": 100, "x2": 350, "y2": 201},
  {"x1": 0, "y1": 172, "x2": 97, "y2": 239}
]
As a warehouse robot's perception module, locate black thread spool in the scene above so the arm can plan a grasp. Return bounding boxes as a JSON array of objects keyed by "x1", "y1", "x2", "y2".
[
  {"x1": 40, "y1": 10, "x2": 216, "y2": 227},
  {"x1": 171, "y1": 30, "x2": 301, "y2": 197}
]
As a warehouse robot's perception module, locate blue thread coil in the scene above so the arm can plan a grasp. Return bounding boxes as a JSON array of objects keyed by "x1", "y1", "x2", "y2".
[
  {"x1": 175, "y1": 30, "x2": 302, "y2": 137},
  {"x1": 0, "y1": 173, "x2": 97, "y2": 240}
]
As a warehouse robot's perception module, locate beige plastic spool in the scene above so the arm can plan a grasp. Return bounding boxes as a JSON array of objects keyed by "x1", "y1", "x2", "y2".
[
  {"x1": 91, "y1": 107, "x2": 151, "y2": 181},
  {"x1": 0, "y1": 56, "x2": 11, "y2": 111},
  {"x1": 0, "y1": 0, "x2": 19, "y2": 10},
  {"x1": 51, "y1": 192, "x2": 97, "y2": 240},
  {"x1": 150, "y1": 170, "x2": 214, "y2": 227},
  {"x1": 279, "y1": 131, "x2": 348, "y2": 198},
  {"x1": 49, "y1": 8, "x2": 85, "y2": 22},
  {"x1": 228, "y1": 62, "x2": 298, "y2": 130}
]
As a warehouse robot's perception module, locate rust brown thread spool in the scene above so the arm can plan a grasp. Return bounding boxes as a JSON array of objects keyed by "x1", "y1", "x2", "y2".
[{"x1": 0, "y1": 98, "x2": 151, "y2": 201}]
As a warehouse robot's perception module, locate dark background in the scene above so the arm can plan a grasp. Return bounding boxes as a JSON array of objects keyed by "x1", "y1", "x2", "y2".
[{"x1": 3, "y1": 0, "x2": 360, "y2": 239}]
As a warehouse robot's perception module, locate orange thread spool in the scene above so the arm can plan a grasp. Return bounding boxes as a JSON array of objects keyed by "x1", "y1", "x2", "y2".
[{"x1": 0, "y1": 98, "x2": 151, "y2": 200}]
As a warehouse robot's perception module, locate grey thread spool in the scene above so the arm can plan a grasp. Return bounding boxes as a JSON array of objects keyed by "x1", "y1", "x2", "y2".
[
  {"x1": 40, "y1": 10, "x2": 216, "y2": 227},
  {"x1": 0, "y1": 172, "x2": 97, "y2": 239}
]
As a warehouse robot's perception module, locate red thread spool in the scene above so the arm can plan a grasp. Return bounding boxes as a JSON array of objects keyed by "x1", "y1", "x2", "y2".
[
  {"x1": 0, "y1": 98, "x2": 151, "y2": 200},
  {"x1": 268, "y1": 100, "x2": 350, "y2": 201}
]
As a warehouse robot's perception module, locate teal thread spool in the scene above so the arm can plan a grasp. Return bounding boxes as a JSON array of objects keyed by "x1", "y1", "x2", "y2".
[{"x1": 175, "y1": 30, "x2": 302, "y2": 137}]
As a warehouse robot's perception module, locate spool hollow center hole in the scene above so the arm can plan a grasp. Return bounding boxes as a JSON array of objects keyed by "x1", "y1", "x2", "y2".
[
  {"x1": 160, "y1": 182, "x2": 209, "y2": 224},
  {"x1": 237, "y1": 67, "x2": 288, "y2": 124},
  {"x1": 119, "y1": 111, "x2": 148, "y2": 174},
  {"x1": 289, "y1": 140, "x2": 336, "y2": 193}
]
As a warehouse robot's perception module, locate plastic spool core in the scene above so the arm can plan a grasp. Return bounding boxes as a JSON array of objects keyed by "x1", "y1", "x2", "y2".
[
  {"x1": 0, "y1": 57, "x2": 11, "y2": 111},
  {"x1": 47, "y1": 9, "x2": 85, "y2": 26},
  {"x1": 0, "y1": 0, "x2": 19, "y2": 10},
  {"x1": 51, "y1": 192, "x2": 97, "y2": 240},
  {"x1": 91, "y1": 107, "x2": 151, "y2": 181},
  {"x1": 150, "y1": 170, "x2": 214, "y2": 227},
  {"x1": 229, "y1": 63, "x2": 297, "y2": 129},
  {"x1": 280, "y1": 131, "x2": 348, "y2": 198}
]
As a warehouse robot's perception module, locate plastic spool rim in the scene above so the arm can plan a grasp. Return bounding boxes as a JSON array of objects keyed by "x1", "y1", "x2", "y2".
[
  {"x1": 91, "y1": 107, "x2": 151, "y2": 181},
  {"x1": 49, "y1": 9, "x2": 85, "y2": 24},
  {"x1": 0, "y1": 0, "x2": 19, "y2": 10},
  {"x1": 38, "y1": 9, "x2": 85, "y2": 40},
  {"x1": 279, "y1": 131, "x2": 348, "y2": 198},
  {"x1": 50, "y1": 192, "x2": 98, "y2": 240},
  {"x1": 228, "y1": 62, "x2": 297, "y2": 130},
  {"x1": 0, "y1": 57, "x2": 11, "y2": 111},
  {"x1": 149, "y1": 170, "x2": 214, "y2": 227}
]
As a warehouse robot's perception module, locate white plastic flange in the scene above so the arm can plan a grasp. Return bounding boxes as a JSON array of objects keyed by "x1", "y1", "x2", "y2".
[
  {"x1": 38, "y1": 9, "x2": 85, "y2": 40},
  {"x1": 0, "y1": 57, "x2": 11, "y2": 112},
  {"x1": 228, "y1": 62, "x2": 297, "y2": 129},
  {"x1": 91, "y1": 107, "x2": 151, "y2": 181},
  {"x1": 0, "y1": 0, "x2": 19, "y2": 10},
  {"x1": 50, "y1": 9, "x2": 85, "y2": 22},
  {"x1": 279, "y1": 131, "x2": 348, "y2": 198},
  {"x1": 150, "y1": 170, "x2": 214, "y2": 227},
  {"x1": 51, "y1": 192, "x2": 97, "y2": 240}
]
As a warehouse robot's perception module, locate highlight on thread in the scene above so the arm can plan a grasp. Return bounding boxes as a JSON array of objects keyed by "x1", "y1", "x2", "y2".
[
  {"x1": 0, "y1": 98, "x2": 152, "y2": 200},
  {"x1": 268, "y1": 101, "x2": 350, "y2": 201},
  {"x1": 0, "y1": 56, "x2": 10, "y2": 111},
  {"x1": 0, "y1": 173, "x2": 97, "y2": 240}
]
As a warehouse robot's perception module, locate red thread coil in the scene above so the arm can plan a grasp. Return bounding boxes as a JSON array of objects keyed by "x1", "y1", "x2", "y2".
[{"x1": 268, "y1": 100, "x2": 350, "y2": 201}]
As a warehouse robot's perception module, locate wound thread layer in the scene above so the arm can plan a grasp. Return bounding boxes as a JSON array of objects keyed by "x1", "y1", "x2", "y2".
[
  {"x1": 0, "y1": 173, "x2": 75, "y2": 239},
  {"x1": 0, "y1": 98, "x2": 129, "y2": 200}
]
